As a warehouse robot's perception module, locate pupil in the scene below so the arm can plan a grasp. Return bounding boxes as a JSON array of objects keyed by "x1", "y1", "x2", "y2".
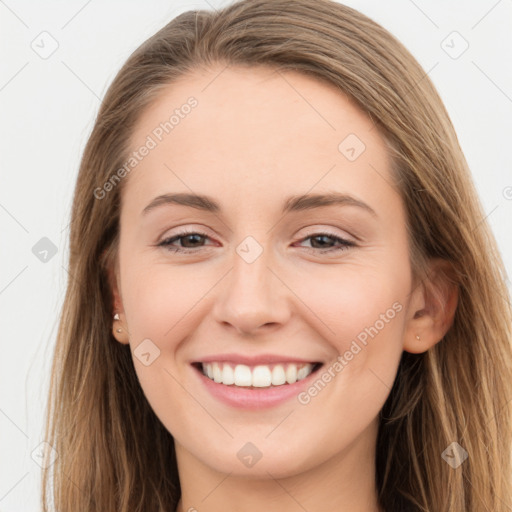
[
  {"x1": 183, "y1": 234, "x2": 203, "y2": 247},
  {"x1": 312, "y1": 235, "x2": 332, "y2": 248}
]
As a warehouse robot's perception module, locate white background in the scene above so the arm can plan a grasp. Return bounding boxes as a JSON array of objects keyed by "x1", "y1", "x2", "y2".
[{"x1": 1, "y1": 0, "x2": 511, "y2": 510}]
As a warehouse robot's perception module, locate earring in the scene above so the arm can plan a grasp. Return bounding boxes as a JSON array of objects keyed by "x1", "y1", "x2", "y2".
[
  {"x1": 113, "y1": 312, "x2": 122, "y2": 333},
  {"x1": 416, "y1": 335, "x2": 421, "y2": 340}
]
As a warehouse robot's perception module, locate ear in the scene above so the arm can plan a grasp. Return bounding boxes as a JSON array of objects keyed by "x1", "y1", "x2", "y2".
[
  {"x1": 403, "y1": 258, "x2": 459, "y2": 354},
  {"x1": 106, "y1": 256, "x2": 130, "y2": 345}
]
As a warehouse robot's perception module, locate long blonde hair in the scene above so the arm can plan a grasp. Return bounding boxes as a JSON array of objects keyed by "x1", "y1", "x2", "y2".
[{"x1": 42, "y1": 0, "x2": 512, "y2": 510}]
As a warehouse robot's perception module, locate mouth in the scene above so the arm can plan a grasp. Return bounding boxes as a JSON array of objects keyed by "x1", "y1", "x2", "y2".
[{"x1": 191, "y1": 361, "x2": 323, "y2": 389}]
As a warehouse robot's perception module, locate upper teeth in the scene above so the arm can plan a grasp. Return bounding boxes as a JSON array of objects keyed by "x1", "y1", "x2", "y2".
[{"x1": 201, "y1": 362, "x2": 315, "y2": 388}]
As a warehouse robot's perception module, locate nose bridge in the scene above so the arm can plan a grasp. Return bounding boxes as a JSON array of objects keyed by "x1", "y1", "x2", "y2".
[
  {"x1": 233, "y1": 240, "x2": 273, "y2": 298},
  {"x1": 213, "y1": 236, "x2": 289, "y2": 333}
]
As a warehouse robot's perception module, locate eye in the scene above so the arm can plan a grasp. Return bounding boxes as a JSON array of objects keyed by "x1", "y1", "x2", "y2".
[
  {"x1": 157, "y1": 229, "x2": 214, "y2": 253},
  {"x1": 295, "y1": 232, "x2": 355, "y2": 254}
]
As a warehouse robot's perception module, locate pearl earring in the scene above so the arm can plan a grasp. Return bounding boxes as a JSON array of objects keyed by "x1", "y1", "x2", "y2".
[{"x1": 113, "y1": 312, "x2": 122, "y2": 333}]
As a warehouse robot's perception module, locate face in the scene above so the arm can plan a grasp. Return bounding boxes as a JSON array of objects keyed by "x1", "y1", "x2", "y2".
[{"x1": 111, "y1": 64, "x2": 419, "y2": 478}]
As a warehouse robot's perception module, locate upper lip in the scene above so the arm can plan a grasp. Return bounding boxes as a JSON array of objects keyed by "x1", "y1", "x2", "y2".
[{"x1": 192, "y1": 353, "x2": 322, "y2": 366}]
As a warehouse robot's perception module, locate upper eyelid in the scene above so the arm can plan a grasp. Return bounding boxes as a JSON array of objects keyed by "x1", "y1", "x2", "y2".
[
  {"x1": 158, "y1": 228, "x2": 214, "y2": 243},
  {"x1": 158, "y1": 223, "x2": 356, "y2": 241}
]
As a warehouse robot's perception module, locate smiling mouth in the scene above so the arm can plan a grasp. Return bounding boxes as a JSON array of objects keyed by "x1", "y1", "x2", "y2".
[{"x1": 192, "y1": 362, "x2": 323, "y2": 388}]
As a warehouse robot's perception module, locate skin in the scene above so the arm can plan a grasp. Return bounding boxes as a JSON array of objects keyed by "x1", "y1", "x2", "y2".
[{"x1": 110, "y1": 64, "x2": 458, "y2": 512}]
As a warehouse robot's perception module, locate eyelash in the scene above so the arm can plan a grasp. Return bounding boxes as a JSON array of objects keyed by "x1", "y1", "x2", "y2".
[{"x1": 157, "y1": 229, "x2": 355, "y2": 255}]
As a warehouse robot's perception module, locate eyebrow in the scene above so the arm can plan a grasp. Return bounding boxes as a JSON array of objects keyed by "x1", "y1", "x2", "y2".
[{"x1": 142, "y1": 192, "x2": 377, "y2": 217}]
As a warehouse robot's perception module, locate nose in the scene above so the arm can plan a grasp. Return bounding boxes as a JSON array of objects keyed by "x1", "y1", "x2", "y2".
[{"x1": 212, "y1": 243, "x2": 291, "y2": 336}]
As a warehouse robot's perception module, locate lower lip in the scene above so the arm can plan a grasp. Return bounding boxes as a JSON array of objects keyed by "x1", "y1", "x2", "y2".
[{"x1": 193, "y1": 365, "x2": 321, "y2": 409}]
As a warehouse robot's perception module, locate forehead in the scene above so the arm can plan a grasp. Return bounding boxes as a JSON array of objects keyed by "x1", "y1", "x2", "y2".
[{"x1": 124, "y1": 64, "x2": 398, "y2": 218}]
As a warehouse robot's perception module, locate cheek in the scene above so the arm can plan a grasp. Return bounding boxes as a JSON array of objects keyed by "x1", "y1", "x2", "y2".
[
  {"x1": 287, "y1": 268, "x2": 407, "y2": 447},
  {"x1": 294, "y1": 259, "x2": 408, "y2": 404},
  {"x1": 295, "y1": 261, "x2": 407, "y2": 346},
  {"x1": 121, "y1": 256, "x2": 205, "y2": 343}
]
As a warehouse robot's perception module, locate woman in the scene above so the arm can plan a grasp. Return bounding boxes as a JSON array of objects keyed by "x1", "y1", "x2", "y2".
[{"x1": 42, "y1": 0, "x2": 512, "y2": 510}]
